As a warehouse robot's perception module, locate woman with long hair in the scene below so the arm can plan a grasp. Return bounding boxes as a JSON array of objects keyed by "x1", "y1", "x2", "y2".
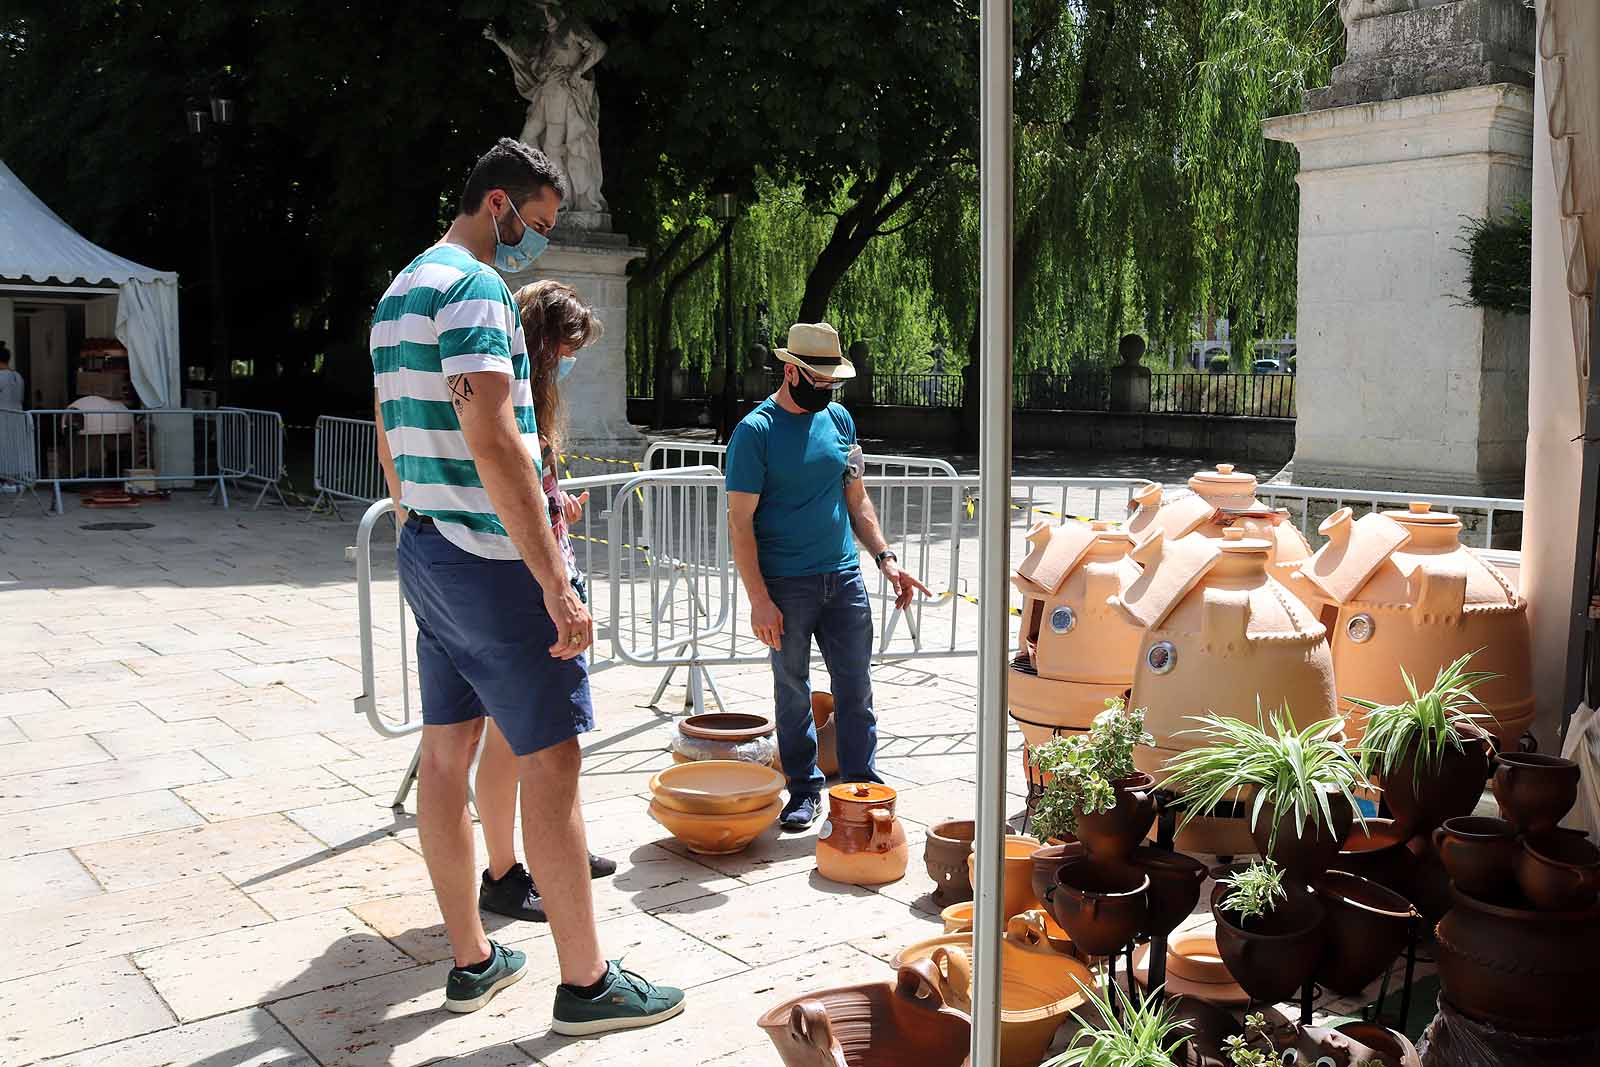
[{"x1": 475, "y1": 280, "x2": 615, "y2": 921}]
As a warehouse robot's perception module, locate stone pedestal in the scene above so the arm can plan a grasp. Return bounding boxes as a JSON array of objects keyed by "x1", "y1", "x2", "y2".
[
  {"x1": 1110, "y1": 334, "x2": 1152, "y2": 413},
  {"x1": 1264, "y1": 0, "x2": 1535, "y2": 497},
  {"x1": 502, "y1": 223, "x2": 646, "y2": 462}
]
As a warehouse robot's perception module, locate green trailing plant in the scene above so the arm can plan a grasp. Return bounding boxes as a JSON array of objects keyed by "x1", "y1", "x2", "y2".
[
  {"x1": 1159, "y1": 702, "x2": 1369, "y2": 849},
  {"x1": 1224, "y1": 1013, "x2": 1272, "y2": 1067},
  {"x1": 1030, "y1": 699, "x2": 1155, "y2": 840},
  {"x1": 1046, "y1": 979, "x2": 1191, "y2": 1067},
  {"x1": 1218, "y1": 860, "x2": 1286, "y2": 925},
  {"x1": 1457, "y1": 201, "x2": 1532, "y2": 316},
  {"x1": 1348, "y1": 652, "x2": 1496, "y2": 787}
]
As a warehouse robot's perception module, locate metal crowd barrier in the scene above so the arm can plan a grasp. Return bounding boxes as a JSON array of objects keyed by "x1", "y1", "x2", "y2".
[
  {"x1": 0, "y1": 410, "x2": 47, "y2": 517},
  {"x1": 14, "y1": 407, "x2": 246, "y2": 514},
  {"x1": 309, "y1": 415, "x2": 384, "y2": 519},
  {"x1": 218, "y1": 406, "x2": 289, "y2": 508}
]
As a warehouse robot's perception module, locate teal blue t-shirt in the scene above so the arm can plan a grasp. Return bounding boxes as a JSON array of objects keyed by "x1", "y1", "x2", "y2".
[{"x1": 725, "y1": 399, "x2": 859, "y2": 578}]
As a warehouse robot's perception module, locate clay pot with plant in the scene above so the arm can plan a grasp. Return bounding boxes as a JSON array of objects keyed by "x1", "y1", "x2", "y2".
[
  {"x1": 1028, "y1": 699, "x2": 1157, "y2": 862},
  {"x1": 1043, "y1": 979, "x2": 1191, "y2": 1067},
  {"x1": 1347, "y1": 652, "x2": 1496, "y2": 838},
  {"x1": 1161, "y1": 703, "x2": 1369, "y2": 881},
  {"x1": 1042, "y1": 856, "x2": 1149, "y2": 957},
  {"x1": 1210, "y1": 859, "x2": 1326, "y2": 1005}
]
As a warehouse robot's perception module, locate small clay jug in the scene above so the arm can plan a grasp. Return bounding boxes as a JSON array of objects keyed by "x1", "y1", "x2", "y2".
[
  {"x1": 816, "y1": 783, "x2": 909, "y2": 886},
  {"x1": 756, "y1": 958, "x2": 972, "y2": 1067},
  {"x1": 1518, "y1": 828, "x2": 1600, "y2": 911},
  {"x1": 1129, "y1": 846, "x2": 1209, "y2": 939},
  {"x1": 1336, "y1": 818, "x2": 1417, "y2": 902},
  {"x1": 1043, "y1": 856, "x2": 1149, "y2": 956},
  {"x1": 1492, "y1": 751, "x2": 1580, "y2": 835},
  {"x1": 1380, "y1": 726, "x2": 1492, "y2": 838},
  {"x1": 1211, "y1": 880, "x2": 1325, "y2": 1005},
  {"x1": 1250, "y1": 789, "x2": 1354, "y2": 881},
  {"x1": 1431, "y1": 816, "x2": 1518, "y2": 902},
  {"x1": 924, "y1": 820, "x2": 976, "y2": 905},
  {"x1": 1073, "y1": 772, "x2": 1157, "y2": 861},
  {"x1": 1313, "y1": 871, "x2": 1416, "y2": 995}
]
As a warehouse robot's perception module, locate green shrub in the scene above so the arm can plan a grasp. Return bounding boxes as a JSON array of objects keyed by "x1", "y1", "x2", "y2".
[{"x1": 1458, "y1": 201, "x2": 1532, "y2": 316}]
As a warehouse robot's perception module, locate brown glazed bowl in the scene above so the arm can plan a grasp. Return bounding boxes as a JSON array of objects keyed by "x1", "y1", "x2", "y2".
[
  {"x1": 757, "y1": 958, "x2": 972, "y2": 1067},
  {"x1": 1518, "y1": 828, "x2": 1600, "y2": 911},
  {"x1": 1129, "y1": 846, "x2": 1208, "y2": 938},
  {"x1": 1380, "y1": 729, "x2": 1492, "y2": 838},
  {"x1": 1431, "y1": 816, "x2": 1518, "y2": 902},
  {"x1": 1027, "y1": 840, "x2": 1085, "y2": 913},
  {"x1": 1337, "y1": 818, "x2": 1418, "y2": 903},
  {"x1": 924, "y1": 820, "x2": 976, "y2": 906},
  {"x1": 1211, "y1": 880, "x2": 1325, "y2": 1005},
  {"x1": 1073, "y1": 772, "x2": 1156, "y2": 861},
  {"x1": 1250, "y1": 790, "x2": 1354, "y2": 880},
  {"x1": 1313, "y1": 870, "x2": 1416, "y2": 995},
  {"x1": 1043, "y1": 857, "x2": 1149, "y2": 957},
  {"x1": 1492, "y1": 751, "x2": 1580, "y2": 835}
]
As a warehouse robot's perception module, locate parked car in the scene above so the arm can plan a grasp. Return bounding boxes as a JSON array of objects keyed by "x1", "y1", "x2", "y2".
[{"x1": 1252, "y1": 358, "x2": 1284, "y2": 375}]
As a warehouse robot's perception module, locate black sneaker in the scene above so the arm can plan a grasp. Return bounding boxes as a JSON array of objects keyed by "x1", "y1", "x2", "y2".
[
  {"x1": 779, "y1": 793, "x2": 821, "y2": 831},
  {"x1": 480, "y1": 863, "x2": 547, "y2": 922}
]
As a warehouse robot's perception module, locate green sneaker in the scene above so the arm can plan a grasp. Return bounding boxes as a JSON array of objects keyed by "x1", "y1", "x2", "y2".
[
  {"x1": 445, "y1": 942, "x2": 527, "y2": 1014},
  {"x1": 551, "y1": 960, "x2": 686, "y2": 1036}
]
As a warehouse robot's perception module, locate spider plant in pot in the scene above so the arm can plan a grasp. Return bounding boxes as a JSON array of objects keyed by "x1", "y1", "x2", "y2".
[
  {"x1": 1161, "y1": 702, "x2": 1369, "y2": 880},
  {"x1": 1029, "y1": 699, "x2": 1157, "y2": 861},
  {"x1": 1044, "y1": 979, "x2": 1190, "y2": 1067},
  {"x1": 1347, "y1": 652, "x2": 1496, "y2": 838},
  {"x1": 1209, "y1": 859, "x2": 1325, "y2": 1006}
]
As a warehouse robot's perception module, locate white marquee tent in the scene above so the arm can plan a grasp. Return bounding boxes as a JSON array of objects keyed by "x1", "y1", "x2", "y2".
[{"x1": 0, "y1": 159, "x2": 181, "y2": 408}]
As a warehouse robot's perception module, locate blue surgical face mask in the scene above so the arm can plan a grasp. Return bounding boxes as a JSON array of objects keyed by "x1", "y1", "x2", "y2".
[
  {"x1": 492, "y1": 199, "x2": 549, "y2": 273},
  {"x1": 557, "y1": 355, "x2": 577, "y2": 382}
]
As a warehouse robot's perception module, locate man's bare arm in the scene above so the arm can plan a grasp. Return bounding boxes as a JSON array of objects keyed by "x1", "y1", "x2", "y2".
[
  {"x1": 843, "y1": 477, "x2": 889, "y2": 558},
  {"x1": 450, "y1": 371, "x2": 591, "y2": 657},
  {"x1": 373, "y1": 393, "x2": 407, "y2": 529}
]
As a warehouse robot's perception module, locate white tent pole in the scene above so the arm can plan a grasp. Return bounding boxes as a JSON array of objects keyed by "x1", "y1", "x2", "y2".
[{"x1": 970, "y1": 0, "x2": 1014, "y2": 1063}]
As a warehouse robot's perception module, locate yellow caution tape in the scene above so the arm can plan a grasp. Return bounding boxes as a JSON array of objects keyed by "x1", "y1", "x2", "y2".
[{"x1": 963, "y1": 494, "x2": 1097, "y2": 523}]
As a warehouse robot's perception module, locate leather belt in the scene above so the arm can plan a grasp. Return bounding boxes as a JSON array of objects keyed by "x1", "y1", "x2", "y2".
[{"x1": 407, "y1": 513, "x2": 435, "y2": 527}]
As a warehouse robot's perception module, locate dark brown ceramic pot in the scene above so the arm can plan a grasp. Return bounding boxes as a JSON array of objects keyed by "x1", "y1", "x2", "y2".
[
  {"x1": 1492, "y1": 752, "x2": 1581, "y2": 835},
  {"x1": 756, "y1": 959, "x2": 972, "y2": 1067},
  {"x1": 1210, "y1": 881, "x2": 1325, "y2": 1005},
  {"x1": 1128, "y1": 846, "x2": 1208, "y2": 938},
  {"x1": 1072, "y1": 772, "x2": 1156, "y2": 861},
  {"x1": 1380, "y1": 728, "x2": 1492, "y2": 838},
  {"x1": 1027, "y1": 840, "x2": 1085, "y2": 914},
  {"x1": 1332, "y1": 1023, "x2": 1421, "y2": 1067},
  {"x1": 1313, "y1": 870, "x2": 1416, "y2": 995},
  {"x1": 924, "y1": 820, "x2": 976, "y2": 906},
  {"x1": 1431, "y1": 816, "x2": 1518, "y2": 903},
  {"x1": 1250, "y1": 790, "x2": 1354, "y2": 881},
  {"x1": 1165, "y1": 995, "x2": 1243, "y2": 1067},
  {"x1": 1434, "y1": 884, "x2": 1600, "y2": 1035},
  {"x1": 1336, "y1": 818, "x2": 1418, "y2": 903},
  {"x1": 1043, "y1": 857, "x2": 1149, "y2": 957},
  {"x1": 1518, "y1": 828, "x2": 1600, "y2": 911}
]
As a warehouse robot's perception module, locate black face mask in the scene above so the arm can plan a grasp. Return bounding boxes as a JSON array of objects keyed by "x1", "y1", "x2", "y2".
[{"x1": 789, "y1": 373, "x2": 835, "y2": 413}]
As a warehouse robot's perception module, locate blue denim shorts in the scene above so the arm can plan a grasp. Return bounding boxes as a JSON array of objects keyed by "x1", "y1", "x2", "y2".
[{"x1": 397, "y1": 518, "x2": 594, "y2": 756}]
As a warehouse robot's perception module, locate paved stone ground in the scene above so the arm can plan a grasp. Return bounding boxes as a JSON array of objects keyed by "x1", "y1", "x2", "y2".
[{"x1": 0, "y1": 486, "x2": 1425, "y2": 1067}]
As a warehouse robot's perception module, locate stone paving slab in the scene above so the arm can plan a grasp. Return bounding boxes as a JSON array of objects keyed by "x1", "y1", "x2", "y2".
[
  {"x1": 0, "y1": 849, "x2": 103, "y2": 916},
  {"x1": 0, "y1": 957, "x2": 176, "y2": 1066},
  {"x1": 39, "y1": 1008, "x2": 317, "y2": 1067}
]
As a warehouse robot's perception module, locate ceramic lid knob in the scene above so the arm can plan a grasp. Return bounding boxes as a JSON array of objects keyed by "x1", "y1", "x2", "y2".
[
  {"x1": 1217, "y1": 464, "x2": 1234, "y2": 475},
  {"x1": 1222, "y1": 528, "x2": 1245, "y2": 541},
  {"x1": 852, "y1": 784, "x2": 871, "y2": 798},
  {"x1": 1409, "y1": 501, "x2": 1431, "y2": 514}
]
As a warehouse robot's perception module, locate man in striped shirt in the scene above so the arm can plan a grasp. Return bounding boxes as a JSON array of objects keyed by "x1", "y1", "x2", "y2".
[{"x1": 371, "y1": 139, "x2": 683, "y2": 1031}]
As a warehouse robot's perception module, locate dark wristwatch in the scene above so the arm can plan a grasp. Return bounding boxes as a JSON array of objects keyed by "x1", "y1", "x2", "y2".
[{"x1": 875, "y1": 549, "x2": 897, "y2": 568}]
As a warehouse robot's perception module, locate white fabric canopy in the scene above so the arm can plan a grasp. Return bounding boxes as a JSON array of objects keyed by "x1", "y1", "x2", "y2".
[{"x1": 0, "y1": 159, "x2": 180, "y2": 407}]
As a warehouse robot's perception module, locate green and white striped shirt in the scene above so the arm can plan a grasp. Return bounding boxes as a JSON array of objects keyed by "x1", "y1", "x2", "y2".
[{"x1": 371, "y1": 243, "x2": 538, "y2": 559}]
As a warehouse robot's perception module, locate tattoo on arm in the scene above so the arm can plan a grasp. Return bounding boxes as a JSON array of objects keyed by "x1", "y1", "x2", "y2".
[{"x1": 447, "y1": 374, "x2": 474, "y2": 411}]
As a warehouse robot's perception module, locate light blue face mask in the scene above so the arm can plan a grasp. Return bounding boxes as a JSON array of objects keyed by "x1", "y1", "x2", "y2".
[
  {"x1": 557, "y1": 356, "x2": 577, "y2": 382},
  {"x1": 492, "y1": 198, "x2": 549, "y2": 273}
]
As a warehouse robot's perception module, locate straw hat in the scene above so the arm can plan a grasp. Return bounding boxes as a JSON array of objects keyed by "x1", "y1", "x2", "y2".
[{"x1": 774, "y1": 322, "x2": 856, "y2": 380}]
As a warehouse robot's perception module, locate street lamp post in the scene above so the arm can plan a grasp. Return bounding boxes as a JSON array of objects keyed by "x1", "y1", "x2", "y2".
[
  {"x1": 186, "y1": 94, "x2": 236, "y2": 398},
  {"x1": 710, "y1": 189, "x2": 739, "y2": 443}
]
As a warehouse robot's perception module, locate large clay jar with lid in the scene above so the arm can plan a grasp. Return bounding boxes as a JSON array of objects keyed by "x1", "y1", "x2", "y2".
[
  {"x1": 1009, "y1": 519, "x2": 1142, "y2": 748},
  {"x1": 816, "y1": 783, "x2": 910, "y2": 886},
  {"x1": 1117, "y1": 529, "x2": 1336, "y2": 855},
  {"x1": 1127, "y1": 464, "x2": 1313, "y2": 595},
  {"x1": 1294, "y1": 503, "x2": 1533, "y2": 745}
]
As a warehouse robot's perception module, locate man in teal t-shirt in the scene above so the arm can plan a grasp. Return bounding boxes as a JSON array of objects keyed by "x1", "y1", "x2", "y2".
[{"x1": 726, "y1": 323, "x2": 930, "y2": 830}]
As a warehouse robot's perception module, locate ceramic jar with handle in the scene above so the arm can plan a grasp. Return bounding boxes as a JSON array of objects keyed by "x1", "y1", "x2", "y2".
[
  {"x1": 757, "y1": 959, "x2": 972, "y2": 1067},
  {"x1": 816, "y1": 783, "x2": 909, "y2": 886}
]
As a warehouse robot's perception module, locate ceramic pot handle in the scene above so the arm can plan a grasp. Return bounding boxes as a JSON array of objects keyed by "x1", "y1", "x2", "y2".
[
  {"x1": 1431, "y1": 827, "x2": 1448, "y2": 855},
  {"x1": 896, "y1": 958, "x2": 947, "y2": 1010},
  {"x1": 929, "y1": 946, "x2": 973, "y2": 1011},
  {"x1": 1007, "y1": 910, "x2": 1049, "y2": 947},
  {"x1": 868, "y1": 807, "x2": 893, "y2": 846},
  {"x1": 789, "y1": 1000, "x2": 835, "y2": 1054}
]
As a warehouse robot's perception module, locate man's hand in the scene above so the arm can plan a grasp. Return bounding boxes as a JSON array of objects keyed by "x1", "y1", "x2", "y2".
[
  {"x1": 561, "y1": 490, "x2": 589, "y2": 526},
  {"x1": 545, "y1": 583, "x2": 593, "y2": 659},
  {"x1": 751, "y1": 595, "x2": 784, "y2": 650},
  {"x1": 881, "y1": 559, "x2": 931, "y2": 610}
]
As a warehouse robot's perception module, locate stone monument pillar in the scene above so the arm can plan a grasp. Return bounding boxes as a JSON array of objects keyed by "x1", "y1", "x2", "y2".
[
  {"x1": 488, "y1": 6, "x2": 645, "y2": 460},
  {"x1": 1109, "y1": 334, "x2": 1152, "y2": 413},
  {"x1": 1264, "y1": 0, "x2": 1535, "y2": 495}
]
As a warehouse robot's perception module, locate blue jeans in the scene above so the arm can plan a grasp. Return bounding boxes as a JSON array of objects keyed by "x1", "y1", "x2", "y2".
[{"x1": 766, "y1": 568, "x2": 881, "y2": 796}]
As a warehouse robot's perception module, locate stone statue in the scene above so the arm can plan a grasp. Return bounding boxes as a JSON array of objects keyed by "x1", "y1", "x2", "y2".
[{"x1": 484, "y1": 5, "x2": 608, "y2": 216}]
